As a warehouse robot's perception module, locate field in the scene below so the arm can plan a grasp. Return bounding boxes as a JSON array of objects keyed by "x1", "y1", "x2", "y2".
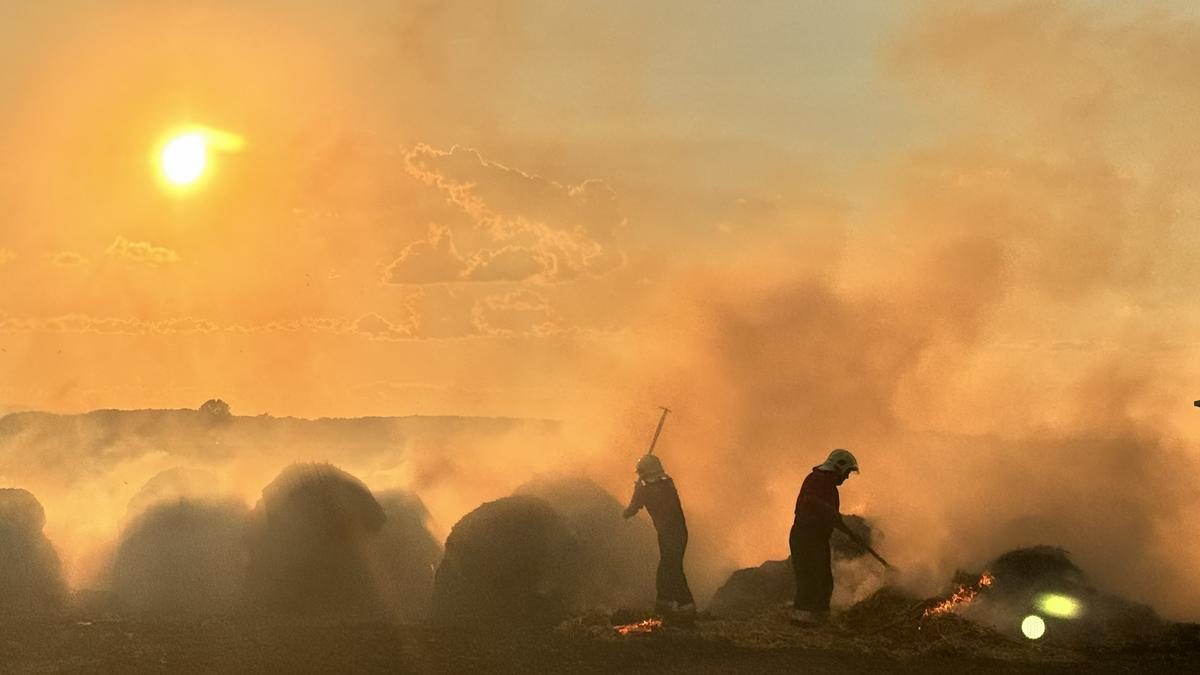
[{"x1": 3, "y1": 610, "x2": 1196, "y2": 674}]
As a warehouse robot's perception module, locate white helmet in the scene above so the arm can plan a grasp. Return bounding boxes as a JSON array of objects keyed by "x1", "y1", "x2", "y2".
[{"x1": 817, "y1": 448, "x2": 859, "y2": 476}]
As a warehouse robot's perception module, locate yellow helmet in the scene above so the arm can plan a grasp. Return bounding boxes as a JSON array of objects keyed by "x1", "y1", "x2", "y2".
[{"x1": 817, "y1": 448, "x2": 859, "y2": 476}]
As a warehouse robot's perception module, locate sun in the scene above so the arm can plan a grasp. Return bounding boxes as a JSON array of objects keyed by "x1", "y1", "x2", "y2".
[{"x1": 160, "y1": 132, "x2": 208, "y2": 186}]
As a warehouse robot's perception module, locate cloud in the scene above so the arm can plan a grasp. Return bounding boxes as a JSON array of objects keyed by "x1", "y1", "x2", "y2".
[
  {"x1": 105, "y1": 237, "x2": 179, "y2": 267},
  {"x1": 353, "y1": 312, "x2": 416, "y2": 341},
  {"x1": 50, "y1": 252, "x2": 87, "y2": 268},
  {"x1": 471, "y1": 290, "x2": 562, "y2": 337},
  {"x1": 404, "y1": 144, "x2": 626, "y2": 282},
  {"x1": 382, "y1": 224, "x2": 467, "y2": 284},
  {"x1": 462, "y1": 246, "x2": 551, "y2": 283}
]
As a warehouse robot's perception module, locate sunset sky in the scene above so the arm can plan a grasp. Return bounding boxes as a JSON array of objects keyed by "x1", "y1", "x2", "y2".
[
  {"x1": 2, "y1": 1, "x2": 1198, "y2": 422},
  {"x1": 4, "y1": 0, "x2": 1200, "y2": 618}
]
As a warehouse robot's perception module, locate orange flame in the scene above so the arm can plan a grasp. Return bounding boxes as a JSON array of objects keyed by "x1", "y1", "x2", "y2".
[
  {"x1": 923, "y1": 572, "x2": 995, "y2": 618},
  {"x1": 615, "y1": 618, "x2": 664, "y2": 635}
]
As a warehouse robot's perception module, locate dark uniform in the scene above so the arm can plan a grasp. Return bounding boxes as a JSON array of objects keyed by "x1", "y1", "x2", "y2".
[
  {"x1": 625, "y1": 476, "x2": 694, "y2": 609},
  {"x1": 789, "y1": 468, "x2": 840, "y2": 613}
]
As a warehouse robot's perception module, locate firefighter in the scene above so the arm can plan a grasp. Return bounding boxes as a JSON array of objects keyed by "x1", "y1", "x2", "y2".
[
  {"x1": 622, "y1": 454, "x2": 696, "y2": 621},
  {"x1": 789, "y1": 448, "x2": 859, "y2": 625}
]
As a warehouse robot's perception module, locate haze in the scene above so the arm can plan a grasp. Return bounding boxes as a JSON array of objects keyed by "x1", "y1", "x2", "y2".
[{"x1": 1, "y1": 0, "x2": 1199, "y2": 620}]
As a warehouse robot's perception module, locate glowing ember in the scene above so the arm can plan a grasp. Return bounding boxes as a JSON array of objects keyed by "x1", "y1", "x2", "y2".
[
  {"x1": 615, "y1": 618, "x2": 664, "y2": 635},
  {"x1": 923, "y1": 572, "x2": 995, "y2": 618}
]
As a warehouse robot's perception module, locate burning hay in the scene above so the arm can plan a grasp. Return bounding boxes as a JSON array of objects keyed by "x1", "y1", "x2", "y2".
[
  {"x1": 923, "y1": 571, "x2": 995, "y2": 618},
  {"x1": 432, "y1": 495, "x2": 579, "y2": 626},
  {"x1": 614, "y1": 617, "x2": 664, "y2": 636},
  {"x1": 0, "y1": 488, "x2": 66, "y2": 614}
]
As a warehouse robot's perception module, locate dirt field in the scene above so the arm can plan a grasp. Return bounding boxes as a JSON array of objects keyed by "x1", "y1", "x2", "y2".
[{"x1": 2, "y1": 612, "x2": 1196, "y2": 674}]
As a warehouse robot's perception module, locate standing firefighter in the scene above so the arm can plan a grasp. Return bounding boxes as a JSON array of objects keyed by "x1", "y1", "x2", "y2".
[
  {"x1": 623, "y1": 453, "x2": 697, "y2": 621},
  {"x1": 789, "y1": 448, "x2": 859, "y2": 625}
]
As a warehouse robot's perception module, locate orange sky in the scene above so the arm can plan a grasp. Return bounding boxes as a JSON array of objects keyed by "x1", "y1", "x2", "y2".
[{"x1": 3, "y1": 0, "x2": 1200, "y2": 617}]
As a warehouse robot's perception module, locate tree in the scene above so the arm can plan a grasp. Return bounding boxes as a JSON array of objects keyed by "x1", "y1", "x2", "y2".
[{"x1": 199, "y1": 399, "x2": 232, "y2": 422}]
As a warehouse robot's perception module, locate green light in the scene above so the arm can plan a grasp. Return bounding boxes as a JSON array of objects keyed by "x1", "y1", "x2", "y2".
[
  {"x1": 1021, "y1": 614, "x2": 1046, "y2": 640},
  {"x1": 1035, "y1": 593, "x2": 1082, "y2": 619}
]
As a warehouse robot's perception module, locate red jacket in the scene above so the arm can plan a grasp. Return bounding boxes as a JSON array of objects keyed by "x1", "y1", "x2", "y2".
[{"x1": 793, "y1": 468, "x2": 840, "y2": 533}]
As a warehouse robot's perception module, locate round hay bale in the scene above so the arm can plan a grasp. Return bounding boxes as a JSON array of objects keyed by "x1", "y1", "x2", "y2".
[
  {"x1": 0, "y1": 488, "x2": 66, "y2": 614},
  {"x1": 432, "y1": 495, "x2": 579, "y2": 626},
  {"x1": 371, "y1": 490, "x2": 442, "y2": 621},
  {"x1": 111, "y1": 498, "x2": 249, "y2": 614},
  {"x1": 245, "y1": 463, "x2": 386, "y2": 615},
  {"x1": 515, "y1": 475, "x2": 658, "y2": 610}
]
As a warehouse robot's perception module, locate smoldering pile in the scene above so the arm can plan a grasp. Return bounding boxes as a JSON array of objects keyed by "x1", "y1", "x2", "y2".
[
  {"x1": 708, "y1": 514, "x2": 880, "y2": 615},
  {"x1": 695, "y1": 543, "x2": 1199, "y2": 659}
]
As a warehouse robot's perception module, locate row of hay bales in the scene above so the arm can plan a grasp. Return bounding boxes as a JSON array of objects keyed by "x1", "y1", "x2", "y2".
[{"x1": 2, "y1": 467, "x2": 659, "y2": 624}]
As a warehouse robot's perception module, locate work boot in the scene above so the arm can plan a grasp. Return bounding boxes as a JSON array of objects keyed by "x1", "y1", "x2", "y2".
[
  {"x1": 654, "y1": 600, "x2": 677, "y2": 616},
  {"x1": 790, "y1": 609, "x2": 828, "y2": 626},
  {"x1": 674, "y1": 603, "x2": 697, "y2": 626}
]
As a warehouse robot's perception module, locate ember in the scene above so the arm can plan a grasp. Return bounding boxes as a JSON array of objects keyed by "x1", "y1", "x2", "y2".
[
  {"x1": 923, "y1": 572, "x2": 995, "y2": 618},
  {"x1": 615, "y1": 618, "x2": 664, "y2": 635}
]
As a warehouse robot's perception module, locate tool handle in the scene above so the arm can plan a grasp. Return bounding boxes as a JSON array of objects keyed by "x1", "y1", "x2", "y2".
[{"x1": 646, "y1": 407, "x2": 671, "y2": 455}]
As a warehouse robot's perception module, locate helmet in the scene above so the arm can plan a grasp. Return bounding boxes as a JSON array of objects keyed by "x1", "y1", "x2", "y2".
[
  {"x1": 817, "y1": 448, "x2": 859, "y2": 476},
  {"x1": 636, "y1": 454, "x2": 667, "y2": 481}
]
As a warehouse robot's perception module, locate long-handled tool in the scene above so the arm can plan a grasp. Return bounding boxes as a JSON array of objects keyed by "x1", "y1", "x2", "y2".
[
  {"x1": 645, "y1": 406, "x2": 671, "y2": 455},
  {"x1": 839, "y1": 521, "x2": 892, "y2": 569}
]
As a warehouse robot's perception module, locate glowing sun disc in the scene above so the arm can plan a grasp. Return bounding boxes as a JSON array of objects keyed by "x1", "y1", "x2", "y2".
[{"x1": 160, "y1": 133, "x2": 208, "y2": 186}]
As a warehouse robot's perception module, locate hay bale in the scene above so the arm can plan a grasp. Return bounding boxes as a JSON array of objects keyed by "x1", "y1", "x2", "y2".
[
  {"x1": 708, "y1": 514, "x2": 879, "y2": 615},
  {"x1": 0, "y1": 488, "x2": 66, "y2": 614},
  {"x1": 515, "y1": 475, "x2": 658, "y2": 610},
  {"x1": 709, "y1": 559, "x2": 793, "y2": 616},
  {"x1": 111, "y1": 499, "x2": 248, "y2": 614},
  {"x1": 371, "y1": 490, "x2": 442, "y2": 621},
  {"x1": 245, "y1": 463, "x2": 386, "y2": 615},
  {"x1": 970, "y1": 545, "x2": 1165, "y2": 645},
  {"x1": 124, "y1": 467, "x2": 228, "y2": 519},
  {"x1": 432, "y1": 495, "x2": 579, "y2": 626}
]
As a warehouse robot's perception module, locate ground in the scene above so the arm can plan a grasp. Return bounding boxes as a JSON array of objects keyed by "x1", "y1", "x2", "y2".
[{"x1": 2, "y1": 611, "x2": 1197, "y2": 674}]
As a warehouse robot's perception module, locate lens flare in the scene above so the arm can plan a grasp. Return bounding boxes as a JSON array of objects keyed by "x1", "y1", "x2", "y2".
[
  {"x1": 1035, "y1": 593, "x2": 1082, "y2": 619},
  {"x1": 1021, "y1": 614, "x2": 1046, "y2": 640}
]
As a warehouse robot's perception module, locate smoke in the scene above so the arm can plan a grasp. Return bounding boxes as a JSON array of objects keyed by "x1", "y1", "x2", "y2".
[
  {"x1": 573, "y1": 0, "x2": 1200, "y2": 620},
  {"x1": 0, "y1": 0, "x2": 1197, "y2": 624}
]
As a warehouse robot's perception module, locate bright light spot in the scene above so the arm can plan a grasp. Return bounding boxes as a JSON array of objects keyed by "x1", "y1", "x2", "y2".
[
  {"x1": 1021, "y1": 614, "x2": 1046, "y2": 640},
  {"x1": 1035, "y1": 593, "x2": 1082, "y2": 619},
  {"x1": 161, "y1": 133, "x2": 207, "y2": 186},
  {"x1": 157, "y1": 126, "x2": 244, "y2": 190}
]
